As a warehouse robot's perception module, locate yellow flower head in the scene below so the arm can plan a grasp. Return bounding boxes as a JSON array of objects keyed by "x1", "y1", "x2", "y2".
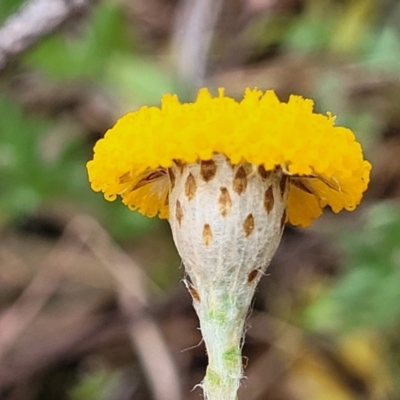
[{"x1": 87, "y1": 88, "x2": 371, "y2": 227}]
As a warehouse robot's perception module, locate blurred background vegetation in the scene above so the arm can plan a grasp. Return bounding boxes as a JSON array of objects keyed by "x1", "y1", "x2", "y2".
[{"x1": 1, "y1": 0, "x2": 400, "y2": 399}]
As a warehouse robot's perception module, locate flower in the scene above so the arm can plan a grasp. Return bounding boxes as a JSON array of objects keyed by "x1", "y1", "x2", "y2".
[
  {"x1": 87, "y1": 88, "x2": 371, "y2": 227},
  {"x1": 87, "y1": 88, "x2": 371, "y2": 400}
]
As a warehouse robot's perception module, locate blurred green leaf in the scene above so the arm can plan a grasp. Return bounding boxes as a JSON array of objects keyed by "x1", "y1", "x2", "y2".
[
  {"x1": 70, "y1": 369, "x2": 121, "y2": 400},
  {"x1": 302, "y1": 203, "x2": 400, "y2": 333},
  {"x1": 284, "y1": 0, "x2": 337, "y2": 52},
  {"x1": 107, "y1": 54, "x2": 179, "y2": 105},
  {"x1": 25, "y1": 3, "x2": 133, "y2": 80},
  {"x1": 284, "y1": 14, "x2": 334, "y2": 52},
  {"x1": 0, "y1": 95, "x2": 49, "y2": 217},
  {"x1": 284, "y1": 0, "x2": 376, "y2": 55},
  {"x1": 363, "y1": 25, "x2": 400, "y2": 73},
  {"x1": 0, "y1": 94, "x2": 154, "y2": 239}
]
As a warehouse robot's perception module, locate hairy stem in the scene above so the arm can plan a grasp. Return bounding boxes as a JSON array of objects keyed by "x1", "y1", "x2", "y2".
[{"x1": 195, "y1": 288, "x2": 250, "y2": 400}]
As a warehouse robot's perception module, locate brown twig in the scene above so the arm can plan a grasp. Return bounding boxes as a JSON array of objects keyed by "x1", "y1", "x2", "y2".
[
  {"x1": 171, "y1": 0, "x2": 224, "y2": 89},
  {"x1": 0, "y1": 213, "x2": 182, "y2": 399},
  {"x1": 0, "y1": 310, "x2": 111, "y2": 389},
  {"x1": 239, "y1": 314, "x2": 304, "y2": 400},
  {"x1": 72, "y1": 215, "x2": 183, "y2": 400},
  {"x1": 0, "y1": 0, "x2": 92, "y2": 71},
  {"x1": 0, "y1": 217, "x2": 86, "y2": 360}
]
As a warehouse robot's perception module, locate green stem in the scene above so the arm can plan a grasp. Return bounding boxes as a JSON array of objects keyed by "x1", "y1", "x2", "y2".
[{"x1": 195, "y1": 291, "x2": 249, "y2": 400}]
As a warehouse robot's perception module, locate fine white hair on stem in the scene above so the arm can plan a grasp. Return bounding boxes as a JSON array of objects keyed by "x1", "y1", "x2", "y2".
[{"x1": 171, "y1": 0, "x2": 224, "y2": 89}]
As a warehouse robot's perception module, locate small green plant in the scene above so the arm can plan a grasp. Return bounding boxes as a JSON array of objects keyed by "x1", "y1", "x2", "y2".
[{"x1": 303, "y1": 202, "x2": 400, "y2": 333}]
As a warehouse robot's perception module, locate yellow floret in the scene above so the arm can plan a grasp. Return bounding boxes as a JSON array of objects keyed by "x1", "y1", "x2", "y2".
[{"x1": 86, "y1": 88, "x2": 371, "y2": 227}]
